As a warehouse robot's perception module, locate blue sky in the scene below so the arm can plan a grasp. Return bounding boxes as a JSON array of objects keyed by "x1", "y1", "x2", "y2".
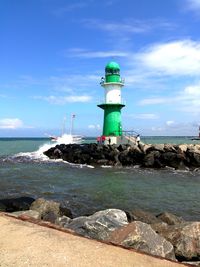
[{"x1": 1, "y1": 0, "x2": 200, "y2": 137}]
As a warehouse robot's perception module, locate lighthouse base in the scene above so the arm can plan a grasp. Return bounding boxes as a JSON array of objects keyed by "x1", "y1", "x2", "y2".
[{"x1": 97, "y1": 135, "x2": 137, "y2": 145}]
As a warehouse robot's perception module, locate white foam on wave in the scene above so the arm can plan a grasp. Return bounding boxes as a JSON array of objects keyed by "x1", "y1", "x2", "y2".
[{"x1": 9, "y1": 134, "x2": 94, "y2": 168}]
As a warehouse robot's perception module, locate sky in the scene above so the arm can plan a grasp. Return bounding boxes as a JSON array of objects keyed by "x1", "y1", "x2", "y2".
[{"x1": 1, "y1": 0, "x2": 200, "y2": 137}]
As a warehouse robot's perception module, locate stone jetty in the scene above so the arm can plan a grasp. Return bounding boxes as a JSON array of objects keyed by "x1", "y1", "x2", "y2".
[
  {"x1": 44, "y1": 143, "x2": 200, "y2": 170},
  {"x1": 1, "y1": 197, "x2": 200, "y2": 265}
]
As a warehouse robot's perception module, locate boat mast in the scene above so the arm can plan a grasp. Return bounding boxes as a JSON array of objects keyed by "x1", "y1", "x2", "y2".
[{"x1": 70, "y1": 114, "x2": 75, "y2": 135}]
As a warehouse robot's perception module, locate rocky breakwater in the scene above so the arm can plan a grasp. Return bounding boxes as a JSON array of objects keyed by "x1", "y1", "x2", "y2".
[
  {"x1": 2, "y1": 197, "x2": 200, "y2": 265},
  {"x1": 44, "y1": 143, "x2": 200, "y2": 170}
]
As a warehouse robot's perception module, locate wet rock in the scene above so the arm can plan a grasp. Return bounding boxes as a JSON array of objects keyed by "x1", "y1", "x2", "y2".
[
  {"x1": 158, "y1": 222, "x2": 200, "y2": 261},
  {"x1": 160, "y1": 152, "x2": 185, "y2": 169},
  {"x1": 107, "y1": 221, "x2": 176, "y2": 260},
  {"x1": 126, "y1": 209, "x2": 161, "y2": 224},
  {"x1": 143, "y1": 151, "x2": 162, "y2": 168},
  {"x1": 0, "y1": 197, "x2": 35, "y2": 212},
  {"x1": 65, "y1": 209, "x2": 128, "y2": 240},
  {"x1": 187, "y1": 148, "x2": 200, "y2": 167},
  {"x1": 157, "y1": 212, "x2": 185, "y2": 225},
  {"x1": 30, "y1": 198, "x2": 72, "y2": 223}
]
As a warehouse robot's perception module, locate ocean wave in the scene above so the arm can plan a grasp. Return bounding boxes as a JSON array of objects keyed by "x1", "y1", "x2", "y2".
[{"x1": 2, "y1": 136, "x2": 94, "y2": 169}]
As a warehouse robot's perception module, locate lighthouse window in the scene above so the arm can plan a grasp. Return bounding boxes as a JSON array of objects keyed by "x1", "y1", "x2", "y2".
[{"x1": 106, "y1": 69, "x2": 120, "y2": 75}]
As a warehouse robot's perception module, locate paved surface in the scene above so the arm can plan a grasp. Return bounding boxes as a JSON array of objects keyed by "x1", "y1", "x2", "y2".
[{"x1": 0, "y1": 213, "x2": 190, "y2": 267}]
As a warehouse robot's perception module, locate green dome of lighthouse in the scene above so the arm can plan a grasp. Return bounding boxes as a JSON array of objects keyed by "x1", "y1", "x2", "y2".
[
  {"x1": 104, "y1": 61, "x2": 121, "y2": 82},
  {"x1": 105, "y1": 61, "x2": 120, "y2": 71}
]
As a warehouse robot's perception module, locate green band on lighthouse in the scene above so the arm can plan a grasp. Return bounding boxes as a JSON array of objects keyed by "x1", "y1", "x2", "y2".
[{"x1": 98, "y1": 103, "x2": 125, "y2": 136}]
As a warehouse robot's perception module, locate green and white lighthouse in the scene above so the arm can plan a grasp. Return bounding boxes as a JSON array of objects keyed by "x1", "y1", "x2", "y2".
[{"x1": 98, "y1": 61, "x2": 125, "y2": 144}]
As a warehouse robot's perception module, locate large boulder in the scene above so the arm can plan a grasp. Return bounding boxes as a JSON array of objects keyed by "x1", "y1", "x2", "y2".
[
  {"x1": 178, "y1": 144, "x2": 188, "y2": 153},
  {"x1": 126, "y1": 209, "x2": 161, "y2": 224},
  {"x1": 187, "y1": 147, "x2": 200, "y2": 167},
  {"x1": 107, "y1": 221, "x2": 176, "y2": 260},
  {"x1": 160, "y1": 152, "x2": 186, "y2": 169},
  {"x1": 143, "y1": 151, "x2": 162, "y2": 168},
  {"x1": 64, "y1": 209, "x2": 128, "y2": 240},
  {"x1": 30, "y1": 198, "x2": 72, "y2": 223},
  {"x1": 158, "y1": 222, "x2": 200, "y2": 261},
  {"x1": 0, "y1": 197, "x2": 35, "y2": 212},
  {"x1": 156, "y1": 212, "x2": 185, "y2": 225}
]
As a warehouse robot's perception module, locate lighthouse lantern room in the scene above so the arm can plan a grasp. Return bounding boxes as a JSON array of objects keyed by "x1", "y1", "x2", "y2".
[{"x1": 98, "y1": 61, "x2": 125, "y2": 145}]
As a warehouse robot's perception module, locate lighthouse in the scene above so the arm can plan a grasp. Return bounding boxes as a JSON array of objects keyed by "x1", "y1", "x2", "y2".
[{"x1": 98, "y1": 61, "x2": 125, "y2": 145}]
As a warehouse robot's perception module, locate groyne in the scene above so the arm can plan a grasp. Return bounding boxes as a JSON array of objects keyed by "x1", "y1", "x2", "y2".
[{"x1": 44, "y1": 143, "x2": 200, "y2": 170}]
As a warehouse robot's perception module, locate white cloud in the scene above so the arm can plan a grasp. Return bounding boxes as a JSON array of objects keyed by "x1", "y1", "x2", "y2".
[
  {"x1": 138, "y1": 82, "x2": 200, "y2": 114},
  {"x1": 130, "y1": 113, "x2": 159, "y2": 119},
  {"x1": 166, "y1": 120, "x2": 175, "y2": 126},
  {"x1": 138, "y1": 97, "x2": 167, "y2": 106},
  {"x1": 83, "y1": 19, "x2": 175, "y2": 36},
  {"x1": 186, "y1": 0, "x2": 200, "y2": 11},
  {"x1": 66, "y1": 48, "x2": 128, "y2": 58},
  {"x1": 54, "y1": 3, "x2": 87, "y2": 15},
  {"x1": 137, "y1": 40, "x2": 200, "y2": 76},
  {"x1": 151, "y1": 126, "x2": 164, "y2": 132},
  {"x1": 88, "y1": 124, "x2": 101, "y2": 129},
  {"x1": 0, "y1": 118, "x2": 24, "y2": 129},
  {"x1": 177, "y1": 83, "x2": 200, "y2": 113},
  {"x1": 36, "y1": 95, "x2": 92, "y2": 105}
]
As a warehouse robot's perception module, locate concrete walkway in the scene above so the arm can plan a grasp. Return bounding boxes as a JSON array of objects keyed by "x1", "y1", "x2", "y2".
[{"x1": 0, "y1": 213, "x2": 190, "y2": 267}]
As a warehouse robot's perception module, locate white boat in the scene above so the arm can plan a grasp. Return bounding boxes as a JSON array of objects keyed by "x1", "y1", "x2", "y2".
[
  {"x1": 48, "y1": 114, "x2": 84, "y2": 144},
  {"x1": 50, "y1": 134, "x2": 84, "y2": 144}
]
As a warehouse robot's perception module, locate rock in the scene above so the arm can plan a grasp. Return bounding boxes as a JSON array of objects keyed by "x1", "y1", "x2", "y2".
[
  {"x1": 66, "y1": 209, "x2": 128, "y2": 240},
  {"x1": 55, "y1": 216, "x2": 72, "y2": 227},
  {"x1": 152, "y1": 144, "x2": 165, "y2": 152},
  {"x1": 150, "y1": 222, "x2": 169, "y2": 233},
  {"x1": 0, "y1": 197, "x2": 35, "y2": 212},
  {"x1": 43, "y1": 143, "x2": 200, "y2": 169},
  {"x1": 140, "y1": 144, "x2": 153, "y2": 154},
  {"x1": 178, "y1": 144, "x2": 188, "y2": 153},
  {"x1": 160, "y1": 152, "x2": 185, "y2": 169},
  {"x1": 0, "y1": 202, "x2": 6, "y2": 212},
  {"x1": 143, "y1": 151, "x2": 162, "y2": 168},
  {"x1": 126, "y1": 209, "x2": 161, "y2": 224},
  {"x1": 187, "y1": 149, "x2": 200, "y2": 167},
  {"x1": 164, "y1": 144, "x2": 177, "y2": 152},
  {"x1": 107, "y1": 221, "x2": 176, "y2": 260},
  {"x1": 10, "y1": 210, "x2": 40, "y2": 219},
  {"x1": 30, "y1": 198, "x2": 72, "y2": 223},
  {"x1": 157, "y1": 212, "x2": 185, "y2": 225},
  {"x1": 128, "y1": 146, "x2": 144, "y2": 165},
  {"x1": 158, "y1": 222, "x2": 200, "y2": 261}
]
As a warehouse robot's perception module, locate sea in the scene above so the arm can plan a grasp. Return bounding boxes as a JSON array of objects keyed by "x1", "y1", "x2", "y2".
[{"x1": 0, "y1": 136, "x2": 200, "y2": 220}]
